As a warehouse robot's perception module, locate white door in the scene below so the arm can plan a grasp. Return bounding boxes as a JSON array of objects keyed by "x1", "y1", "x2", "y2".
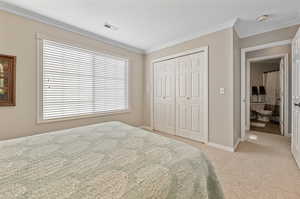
[
  {"x1": 175, "y1": 52, "x2": 208, "y2": 142},
  {"x1": 153, "y1": 59, "x2": 176, "y2": 134},
  {"x1": 279, "y1": 58, "x2": 284, "y2": 135},
  {"x1": 292, "y1": 28, "x2": 300, "y2": 168}
]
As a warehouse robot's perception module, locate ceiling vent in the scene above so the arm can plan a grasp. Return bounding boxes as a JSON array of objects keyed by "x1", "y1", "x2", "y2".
[{"x1": 104, "y1": 22, "x2": 119, "y2": 31}]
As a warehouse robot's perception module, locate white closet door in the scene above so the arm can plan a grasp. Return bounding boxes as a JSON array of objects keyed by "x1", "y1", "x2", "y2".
[
  {"x1": 175, "y1": 52, "x2": 208, "y2": 142},
  {"x1": 292, "y1": 28, "x2": 300, "y2": 168},
  {"x1": 153, "y1": 59, "x2": 176, "y2": 134}
]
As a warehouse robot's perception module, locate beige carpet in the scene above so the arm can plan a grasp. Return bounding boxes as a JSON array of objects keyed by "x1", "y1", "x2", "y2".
[{"x1": 151, "y1": 130, "x2": 300, "y2": 199}]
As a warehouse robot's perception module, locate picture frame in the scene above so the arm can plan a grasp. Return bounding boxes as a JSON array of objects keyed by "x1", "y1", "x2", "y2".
[{"x1": 0, "y1": 54, "x2": 16, "y2": 106}]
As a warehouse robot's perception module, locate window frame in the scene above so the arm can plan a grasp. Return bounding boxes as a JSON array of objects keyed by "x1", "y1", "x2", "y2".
[{"x1": 36, "y1": 33, "x2": 131, "y2": 123}]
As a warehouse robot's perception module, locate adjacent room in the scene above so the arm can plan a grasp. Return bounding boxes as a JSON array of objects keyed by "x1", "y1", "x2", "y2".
[
  {"x1": 244, "y1": 44, "x2": 292, "y2": 139},
  {"x1": 0, "y1": 0, "x2": 300, "y2": 198},
  {"x1": 250, "y1": 58, "x2": 282, "y2": 135}
]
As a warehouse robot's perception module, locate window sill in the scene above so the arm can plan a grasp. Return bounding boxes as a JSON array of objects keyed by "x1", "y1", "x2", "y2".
[{"x1": 37, "y1": 109, "x2": 131, "y2": 124}]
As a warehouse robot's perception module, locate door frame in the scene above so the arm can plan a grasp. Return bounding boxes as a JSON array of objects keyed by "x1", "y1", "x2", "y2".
[
  {"x1": 150, "y1": 47, "x2": 209, "y2": 143},
  {"x1": 246, "y1": 53, "x2": 289, "y2": 136},
  {"x1": 241, "y1": 40, "x2": 292, "y2": 140}
]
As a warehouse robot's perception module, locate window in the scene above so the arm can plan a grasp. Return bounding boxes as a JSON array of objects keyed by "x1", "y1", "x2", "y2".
[{"x1": 38, "y1": 39, "x2": 129, "y2": 122}]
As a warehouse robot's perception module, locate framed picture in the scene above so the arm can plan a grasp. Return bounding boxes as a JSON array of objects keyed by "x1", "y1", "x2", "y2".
[{"x1": 0, "y1": 54, "x2": 16, "y2": 106}]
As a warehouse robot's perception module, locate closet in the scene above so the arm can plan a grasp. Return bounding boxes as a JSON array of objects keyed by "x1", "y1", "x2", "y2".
[{"x1": 153, "y1": 48, "x2": 208, "y2": 142}]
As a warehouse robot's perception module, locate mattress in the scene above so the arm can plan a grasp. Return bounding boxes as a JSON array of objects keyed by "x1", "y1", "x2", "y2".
[{"x1": 0, "y1": 121, "x2": 223, "y2": 199}]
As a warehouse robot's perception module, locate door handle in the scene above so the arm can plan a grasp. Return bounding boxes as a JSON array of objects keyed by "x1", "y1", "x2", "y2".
[
  {"x1": 186, "y1": 97, "x2": 190, "y2": 100},
  {"x1": 294, "y1": 103, "x2": 300, "y2": 107}
]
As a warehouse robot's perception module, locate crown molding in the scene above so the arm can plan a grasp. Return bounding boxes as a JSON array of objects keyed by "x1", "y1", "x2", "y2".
[
  {"x1": 235, "y1": 14, "x2": 300, "y2": 38},
  {"x1": 1, "y1": 1, "x2": 299, "y2": 55},
  {"x1": 0, "y1": 1, "x2": 145, "y2": 54},
  {"x1": 146, "y1": 15, "x2": 299, "y2": 54},
  {"x1": 146, "y1": 18, "x2": 238, "y2": 54},
  {"x1": 233, "y1": 18, "x2": 241, "y2": 36}
]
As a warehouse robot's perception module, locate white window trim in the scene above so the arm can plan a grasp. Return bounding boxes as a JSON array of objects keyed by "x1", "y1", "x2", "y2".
[{"x1": 36, "y1": 33, "x2": 131, "y2": 124}]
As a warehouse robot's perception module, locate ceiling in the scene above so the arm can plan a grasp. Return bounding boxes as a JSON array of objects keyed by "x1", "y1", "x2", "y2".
[{"x1": 1, "y1": 0, "x2": 300, "y2": 53}]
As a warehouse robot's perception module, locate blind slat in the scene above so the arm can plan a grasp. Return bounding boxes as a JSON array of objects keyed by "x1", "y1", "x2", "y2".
[{"x1": 40, "y1": 39, "x2": 129, "y2": 121}]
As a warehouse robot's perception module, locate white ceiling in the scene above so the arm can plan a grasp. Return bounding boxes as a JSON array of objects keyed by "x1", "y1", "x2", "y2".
[{"x1": 1, "y1": 0, "x2": 300, "y2": 53}]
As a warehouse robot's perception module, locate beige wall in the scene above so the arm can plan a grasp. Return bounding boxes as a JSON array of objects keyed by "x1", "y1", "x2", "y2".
[
  {"x1": 144, "y1": 28, "x2": 235, "y2": 147},
  {"x1": 0, "y1": 11, "x2": 144, "y2": 141},
  {"x1": 240, "y1": 25, "x2": 299, "y2": 49}
]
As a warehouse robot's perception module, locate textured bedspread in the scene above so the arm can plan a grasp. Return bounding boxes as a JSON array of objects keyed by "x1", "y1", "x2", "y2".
[{"x1": 0, "y1": 121, "x2": 223, "y2": 199}]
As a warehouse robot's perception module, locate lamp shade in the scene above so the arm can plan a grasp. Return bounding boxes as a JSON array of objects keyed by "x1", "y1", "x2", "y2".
[
  {"x1": 252, "y1": 86, "x2": 259, "y2": 95},
  {"x1": 259, "y1": 86, "x2": 266, "y2": 95}
]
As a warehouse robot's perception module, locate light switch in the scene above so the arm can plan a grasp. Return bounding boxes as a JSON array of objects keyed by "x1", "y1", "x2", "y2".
[{"x1": 219, "y1": 88, "x2": 225, "y2": 95}]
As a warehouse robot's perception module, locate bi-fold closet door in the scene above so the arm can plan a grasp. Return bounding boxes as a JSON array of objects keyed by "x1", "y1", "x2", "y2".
[
  {"x1": 153, "y1": 59, "x2": 176, "y2": 134},
  {"x1": 153, "y1": 50, "x2": 208, "y2": 142}
]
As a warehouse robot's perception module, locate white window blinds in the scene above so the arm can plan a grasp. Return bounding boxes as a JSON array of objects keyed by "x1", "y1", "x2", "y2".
[{"x1": 40, "y1": 39, "x2": 129, "y2": 121}]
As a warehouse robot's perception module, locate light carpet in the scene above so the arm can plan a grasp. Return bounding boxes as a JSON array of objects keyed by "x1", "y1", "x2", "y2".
[{"x1": 152, "y1": 130, "x2": 300, "y2": 199}]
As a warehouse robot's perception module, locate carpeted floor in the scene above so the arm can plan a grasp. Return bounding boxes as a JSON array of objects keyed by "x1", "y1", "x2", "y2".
[{"x1": 150, "y1": 130, "x2": 300, "y2": 199}]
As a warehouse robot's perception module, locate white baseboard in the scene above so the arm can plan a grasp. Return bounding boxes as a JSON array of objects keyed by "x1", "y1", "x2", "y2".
[
  {"x1": 141, "y1": 126, "x2": 241, "y2": 153},
  {"x1": 233, "y1": 138, "x2": 241, "y2": 152},
  {"x1": 207, "y1": 139, "x2": 241, "y2": 152},
  {"x1": 207, "y1": 142, "x2": 235, "y2": 152},
  {"x1": 292, "y1": 147, "x2": 300, "y2": 169}
]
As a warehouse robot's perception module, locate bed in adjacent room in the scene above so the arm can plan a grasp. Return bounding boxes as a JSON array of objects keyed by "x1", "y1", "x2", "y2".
[{"x1": 0, "y1": 121, "x2": 223, "y2": 199}]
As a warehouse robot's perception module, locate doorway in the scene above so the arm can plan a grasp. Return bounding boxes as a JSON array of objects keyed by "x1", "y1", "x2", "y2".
[
  {"x1": 241, "y1": 41, "x2": 291, "y2": 140},
  {"x1": 248, "y1": 57, "x2": 284, "y2": 135}
]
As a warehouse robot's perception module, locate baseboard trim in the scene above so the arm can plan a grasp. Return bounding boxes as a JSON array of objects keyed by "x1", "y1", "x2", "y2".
[
  {"x1": 207, "y1": 142, "x2": 235, "y2": 152},
  {"x1": 233, "y1": 138, "x2": 241, "y2": 152},
  {"x1": 141, "y1": 126, "x2": 240, "y2": 153},
  {"x1": 292, "y1": 147, "x2": 300, "y2": 169}
]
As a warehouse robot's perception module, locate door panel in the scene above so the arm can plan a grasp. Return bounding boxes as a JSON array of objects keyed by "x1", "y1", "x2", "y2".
[
  {"x1": 178, "y1": 61, "x2": 187, "y2": 97},
  {"x1": 298, "y1": 111, "x2": 300, "y2": 152},
  {"x1": 292, "y1": 28, "x2": 300, "y2": 168},
  {"x1": 153, "y1": 60, "x2": 176, "y2": 134},
  {"x1": 191, "y1": 105, "x2": 200, "y2": 131},
  {"x1": 153, "y1": 49, "x2": 208, "y2": 143},
  {"x1": 192, "y1": 73, "x2": 200, "y2": 97},
  {"x1": 175, "y1": 52, "x2": 207, "y2": 142}
]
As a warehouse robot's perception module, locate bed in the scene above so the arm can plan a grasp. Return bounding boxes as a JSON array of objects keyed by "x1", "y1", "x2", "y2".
[{"x1": 0, "y1": 121, "x2": 223, "y2": 199}]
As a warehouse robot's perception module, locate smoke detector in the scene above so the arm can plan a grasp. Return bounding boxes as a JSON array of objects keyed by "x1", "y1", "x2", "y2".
[
  {"x1": 104, "y1": 22, "x2": 119, "y2": 31},
  {"x1": 256, "y1": 14, "x2": 270, "y2": 22}
]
